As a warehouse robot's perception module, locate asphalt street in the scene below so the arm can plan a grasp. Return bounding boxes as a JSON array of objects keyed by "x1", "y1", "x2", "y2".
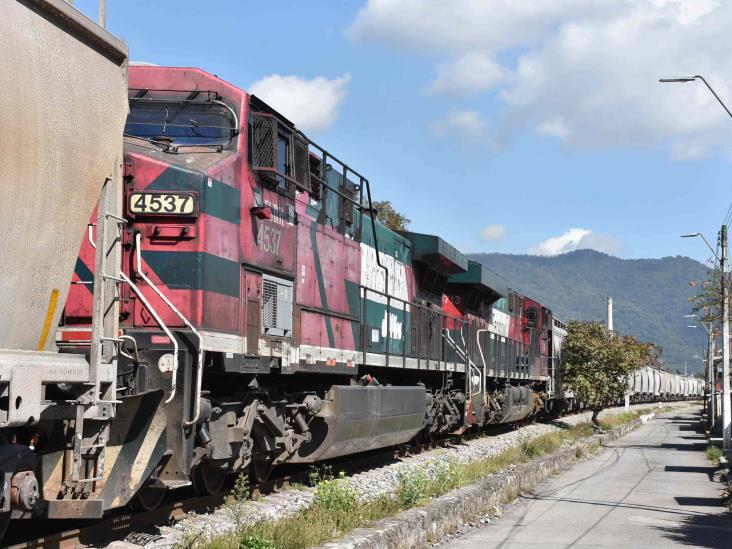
[{"x1": 448, "y1": 408, "x2": 732, "y2": 548}]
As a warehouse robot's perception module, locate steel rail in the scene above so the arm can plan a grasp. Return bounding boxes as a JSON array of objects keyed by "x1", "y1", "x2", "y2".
[{"x1": 4, "y1": 400, "x2": 699, "y2": 549}]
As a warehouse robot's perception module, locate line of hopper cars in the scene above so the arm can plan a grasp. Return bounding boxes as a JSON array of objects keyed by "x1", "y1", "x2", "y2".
[{"x1": 0, "y1": 0, "x2": 702, "y2": 536}]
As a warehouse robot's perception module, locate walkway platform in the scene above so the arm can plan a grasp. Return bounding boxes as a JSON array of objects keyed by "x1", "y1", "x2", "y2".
[{"x1": 450, "y1": 407, "x2": 732, "y2": 548}]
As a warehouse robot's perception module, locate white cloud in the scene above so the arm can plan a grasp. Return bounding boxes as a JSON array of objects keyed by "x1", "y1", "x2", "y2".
[
  {"x1": 427, "y1": 53, "x2": 507, "y2": 96},
  {"x1": 432, "y1": 111, "x2": 485, "y2": 141},
  {"x1": 480, "y1": 224, "x2": 507, "y2": 241},
  {"x1": 537, "y1": 117, "x2": 570, "y2": 139},
  {"x1": 249, "y1": 73, "x2": 351, "y2": 132},
  {"x1": 347, "y1": 0, "x2": 732, "y2": 158},
  {"x1": 528, "y1": 228, "x2": 621, "y2": 256},
  {"x1": 347, "y1": 0, "x2": 608, "y2": 54}
]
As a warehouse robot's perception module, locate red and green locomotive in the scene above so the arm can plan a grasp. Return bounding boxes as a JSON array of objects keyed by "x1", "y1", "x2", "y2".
[
  {"x1": 0, "y1": 3, "x2": 703, "y2": 536},
  {"x1": 57, "y1": 65, "x2": 557, "y2": 506}
]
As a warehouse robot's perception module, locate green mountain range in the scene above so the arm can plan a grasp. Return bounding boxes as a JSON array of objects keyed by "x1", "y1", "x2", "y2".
[{"x1": 469, "y1": 250, "x2": 710, "y2": 374}]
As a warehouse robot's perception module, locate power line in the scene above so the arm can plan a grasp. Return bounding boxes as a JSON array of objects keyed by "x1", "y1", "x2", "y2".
[
  {"x1": 724, "y1": 212, "x2": 732, "y2": 227},
  {"x1": 723, "y1": 199, "x2": 732, "y2": 227}
]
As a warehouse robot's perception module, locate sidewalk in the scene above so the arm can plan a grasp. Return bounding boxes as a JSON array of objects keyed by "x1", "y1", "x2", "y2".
[{"x1": 447, "y1": 408, "x2": 732, "y2": 548}]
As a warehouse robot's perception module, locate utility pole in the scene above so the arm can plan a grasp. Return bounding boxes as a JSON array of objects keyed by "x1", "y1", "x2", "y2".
[
  {"x1": 708, "y1": 332, "x2": 716, "y2": 428},
  {"x1": 721, "y1": 225, "x2": 731, "y2": 453}
]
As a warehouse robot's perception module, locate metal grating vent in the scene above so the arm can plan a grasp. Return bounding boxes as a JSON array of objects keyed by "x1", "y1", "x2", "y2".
[
  {"x1": 293, "y1": 136, "x2": 311, "y2": 192},
  {"x1": 262, "y1": 279, "x2": 278, "y2": 332},
  {"x1": 251, "y1": 112, "x2": 313, "y2": 194},
  {"x1": 252, "y1": 113, "x2": 276, "y2": 169},
  {"x1": 261, "y1": 275, "x2": 293, "y2": 337}
]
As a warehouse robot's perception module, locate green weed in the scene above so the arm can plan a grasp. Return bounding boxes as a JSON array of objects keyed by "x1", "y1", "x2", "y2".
[{"x1": 706, "y1": 444, "x2": 723, "y2": 466}]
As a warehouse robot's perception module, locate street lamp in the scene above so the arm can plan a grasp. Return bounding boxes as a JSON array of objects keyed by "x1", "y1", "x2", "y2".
[
  {"x1": 681, "y1": 233, "x2": 720, "y2": 263},
  {"x1": 666, "y1": 76, "x2": 732, "y2": 453},
  {"x1": 660, "y1": 75, "x2": 732, "y2": 119}
]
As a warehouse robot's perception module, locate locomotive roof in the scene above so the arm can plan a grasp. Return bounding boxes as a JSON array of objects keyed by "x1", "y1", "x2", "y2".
[
  {"x1": 448, "y1": 260, "x2": 508, "y2": 299},
  {"x1": 400, "y1": 231, "x2": 468, "y2": 275}
]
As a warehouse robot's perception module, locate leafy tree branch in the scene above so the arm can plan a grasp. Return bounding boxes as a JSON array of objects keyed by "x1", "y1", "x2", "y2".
[{"x1": 561, "y1": 321, "x2": 656, "y2": 426}]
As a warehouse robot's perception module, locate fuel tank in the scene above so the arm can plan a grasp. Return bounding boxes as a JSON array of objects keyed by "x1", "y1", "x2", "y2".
[{"x1": 291, "y1": 385, "x2": 427, "y2": 463}]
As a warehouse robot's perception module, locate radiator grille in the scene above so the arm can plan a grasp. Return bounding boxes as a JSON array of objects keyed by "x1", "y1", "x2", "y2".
[
  {"x1": 260, "y1": 275, "x2": 293, "y2": 337},
  {"x1": 262, "y1": 279, "x2": 278, "y2": 332}
]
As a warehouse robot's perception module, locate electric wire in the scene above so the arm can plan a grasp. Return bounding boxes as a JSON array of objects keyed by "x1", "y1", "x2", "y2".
[{"x1": 723, "y1": 199, "x2": 732, "y2": 227}]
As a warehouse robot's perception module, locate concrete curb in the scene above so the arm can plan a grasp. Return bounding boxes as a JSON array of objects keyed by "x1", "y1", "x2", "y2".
[{"x1": 316, "y1": 419, "x2": 648, "y2": 549}]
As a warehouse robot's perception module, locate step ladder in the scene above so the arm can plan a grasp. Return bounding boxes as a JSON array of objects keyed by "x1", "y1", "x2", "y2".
[{"x1": 68, "y1": 161, "x2": 124, "y2": 493}]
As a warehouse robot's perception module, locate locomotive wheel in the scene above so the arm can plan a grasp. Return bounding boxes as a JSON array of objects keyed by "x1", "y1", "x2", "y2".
[
  {"x1": 192, "y1": 462, "x2": 226, "y2": 496},
  {"x1": 131, "y1": 480, "x2": 167, "y2": 511}
]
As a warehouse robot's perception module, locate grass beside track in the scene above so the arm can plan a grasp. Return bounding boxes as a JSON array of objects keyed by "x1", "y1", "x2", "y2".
[
  {"x1": 190, "y1": 408, "x2": 660, "y2": 549},
  {"x1": 705, "y1": 444, "x2": 723, "y2": 466}
]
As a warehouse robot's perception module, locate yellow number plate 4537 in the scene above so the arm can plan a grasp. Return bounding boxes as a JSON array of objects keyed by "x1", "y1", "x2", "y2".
[{"x1": 128, "y1": 192, "x2": 197, "y2": 216}]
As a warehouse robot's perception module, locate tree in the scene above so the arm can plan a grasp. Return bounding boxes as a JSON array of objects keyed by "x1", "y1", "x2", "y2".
[
  {"x1": 561, "y1": 321, "x2": 654, "y2": 426},
  {"x1": 689, "y1": 267, "x2": 723, "y2": 323},
  {"x1": 372, "y1": 200, "x2": 410, "y2": 231}
]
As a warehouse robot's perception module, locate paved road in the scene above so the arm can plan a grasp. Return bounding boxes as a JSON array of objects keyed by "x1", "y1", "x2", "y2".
[{"x1": 449, "y1": 407, "x2": 732, "y2": 548}]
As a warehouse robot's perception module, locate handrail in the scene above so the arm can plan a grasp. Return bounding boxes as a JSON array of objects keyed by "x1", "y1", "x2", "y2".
[
  {"x1": 476, "y1": 327, "x2": 490, "y2": 381},
  {"x1": 133, "y1": 233, "x2": 204, "y2": 425},
  {"x1": 120, "y1": 272, "x2": 179, "y2": 404},
  {"x1": 361, "y1": 176, "x2": 390, "y2": 366},
  {"x1": 459, "y1": 327, "x2": 482, "y2": 397},
  {"x1": 442, "y1": 329, "x2": 481, "y2": 397}
]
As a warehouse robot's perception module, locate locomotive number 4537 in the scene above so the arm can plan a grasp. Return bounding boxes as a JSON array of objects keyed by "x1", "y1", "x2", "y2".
[{"x1": 128, "y1": 192, "x2": 198, "y2": 216}]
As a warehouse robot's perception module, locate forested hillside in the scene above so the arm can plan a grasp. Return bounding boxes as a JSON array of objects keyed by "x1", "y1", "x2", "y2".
[{"x1": 469, "y1": 250, "x2": 709, "y2": 374}]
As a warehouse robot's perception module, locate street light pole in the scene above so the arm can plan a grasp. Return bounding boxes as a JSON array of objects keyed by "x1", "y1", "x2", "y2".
[
  {"x1": 721, "y1": 225, "x2": 731, "y2": 452},
  {"x1": 709, "y1": 331, "x2": 716, "y2": 428},
  {"x1": 663, "y1": 75, "x2": 732, "y2": 453},
  {"x1": 680, "y1": 230, "x2": 727, "y2": 446},
  {"x1": 687, "y1": 315, "x2": 716, "y2": 426}
]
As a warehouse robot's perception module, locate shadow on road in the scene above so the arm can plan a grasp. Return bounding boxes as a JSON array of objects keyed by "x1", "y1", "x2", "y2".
[
  {"x1": 654, "y1": 511, "x2": 732, "y2": 547},
  {"x1": 618, "y1": 442, "x2": 707, "y2": 451},
  {"x1": 664, "y1": 465, "x2": 717, "y2": 480}
]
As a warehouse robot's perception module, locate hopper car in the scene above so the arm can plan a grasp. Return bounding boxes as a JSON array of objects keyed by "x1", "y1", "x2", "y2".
[{"x1": 0, "y1": 0, "x2": 703, "y2": 536}]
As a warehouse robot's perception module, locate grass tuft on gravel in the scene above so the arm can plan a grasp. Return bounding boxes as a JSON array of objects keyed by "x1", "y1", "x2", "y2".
[
  {"x1": 706, "y1": 444, "x2": 723, "y2": 466},
  {"x1": 196, "y1": 414, "x2": 644, "y2": 549}
]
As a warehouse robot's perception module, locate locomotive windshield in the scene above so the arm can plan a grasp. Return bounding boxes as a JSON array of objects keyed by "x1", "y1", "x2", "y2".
[{"x1": 124, "y1": 95, "x2": 238, "y2": 149}]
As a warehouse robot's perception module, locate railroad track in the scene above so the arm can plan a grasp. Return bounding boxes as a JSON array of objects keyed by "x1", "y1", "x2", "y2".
[
  {"x1": 4, "y1": 406, "x2": 664, "y2": 549},
  {"x1": 3, "y1": 426, "x2": 505, "y2": 549}
]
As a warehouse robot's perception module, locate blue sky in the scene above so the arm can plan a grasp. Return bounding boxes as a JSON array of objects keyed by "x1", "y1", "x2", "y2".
[{"x1": 74, "y1": 0, "x2": 732, "y2": 265}]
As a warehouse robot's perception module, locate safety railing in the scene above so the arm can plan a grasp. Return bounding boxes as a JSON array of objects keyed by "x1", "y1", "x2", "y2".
[{"x1": 359, "y1": 284, "x2": 468, "y2": 372}]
